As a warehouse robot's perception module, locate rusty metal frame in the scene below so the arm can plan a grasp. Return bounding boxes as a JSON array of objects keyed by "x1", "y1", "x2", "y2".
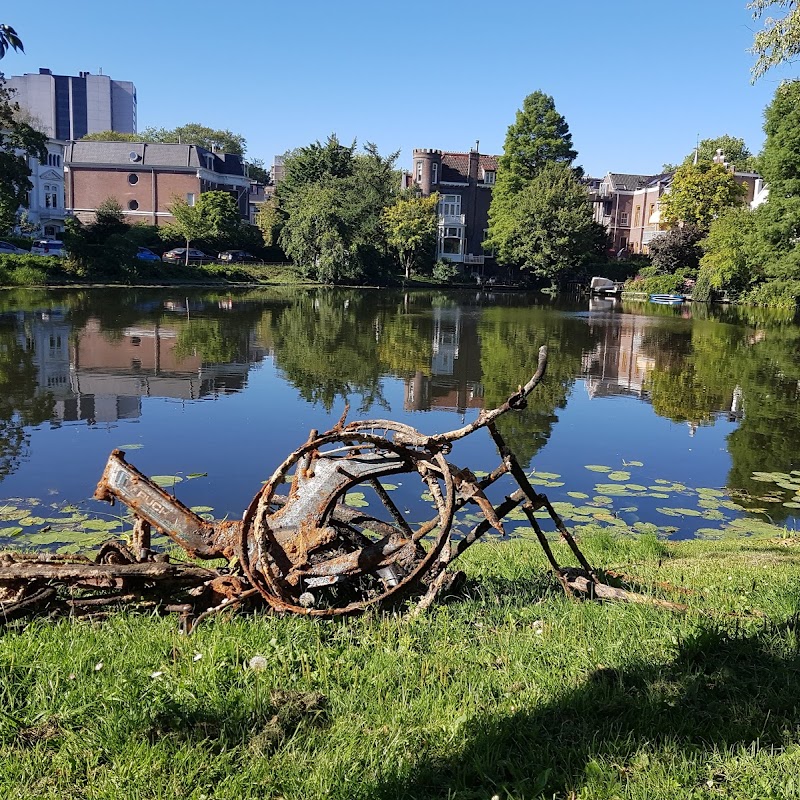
[{"x1": 2, "y1": 346, "x2": 674, "y2": 628}]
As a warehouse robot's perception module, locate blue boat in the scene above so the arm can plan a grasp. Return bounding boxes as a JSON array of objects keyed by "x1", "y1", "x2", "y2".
[{"x1": 649, "y1": 293, "x2": 684, "y2": 305}]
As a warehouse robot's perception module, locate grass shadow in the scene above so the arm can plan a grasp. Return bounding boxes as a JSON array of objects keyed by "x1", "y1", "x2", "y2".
[{"x1": 367, "y1": 618, "x2": 800, "y2": 798}]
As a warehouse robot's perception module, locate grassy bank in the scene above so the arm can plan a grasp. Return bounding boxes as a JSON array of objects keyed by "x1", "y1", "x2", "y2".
[{"x1": 2, "y1": 532, "x2": 800, "y2": 799}]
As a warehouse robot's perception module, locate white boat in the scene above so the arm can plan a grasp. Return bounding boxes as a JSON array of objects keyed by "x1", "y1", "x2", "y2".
[{"x1": 590, "y1": 276, "x2": 621, "y2": 296}]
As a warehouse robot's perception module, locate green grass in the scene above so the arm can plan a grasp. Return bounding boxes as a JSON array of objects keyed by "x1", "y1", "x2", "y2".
[{"x1": 2, "y1": 532, "x2": 800, "y2": 799}]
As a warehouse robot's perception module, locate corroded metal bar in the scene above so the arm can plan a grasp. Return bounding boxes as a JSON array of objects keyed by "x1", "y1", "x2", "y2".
[{"x1": 93, "y1": 450, "x2": 240, "y2": 559}]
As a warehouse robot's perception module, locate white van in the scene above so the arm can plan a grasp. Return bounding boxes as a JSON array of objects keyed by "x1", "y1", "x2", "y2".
[{"x1": 31, "y1": 239, "x2": 66, "y2": 257}]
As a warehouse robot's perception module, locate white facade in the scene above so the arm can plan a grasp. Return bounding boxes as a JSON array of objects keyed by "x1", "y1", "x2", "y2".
[{"x1": 22, "y1": 140, "x2": 67, "y2": 238}]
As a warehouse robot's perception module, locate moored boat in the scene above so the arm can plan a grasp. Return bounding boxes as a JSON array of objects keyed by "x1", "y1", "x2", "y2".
[{"x1": 649, "y1": 293, "x2": 685, "y2": 304}]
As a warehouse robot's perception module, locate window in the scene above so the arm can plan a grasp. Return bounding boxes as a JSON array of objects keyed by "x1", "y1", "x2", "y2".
[
  {"x1": 415, "y1": 160, "x2": 422, "y2": 182},
  {"x1": 484, "y1": 170, "x2": 496, "y2": 185},
  {"x1": 633, "y1": 205, "x2": 641, "y2": 227},
  {"x1": 432, "y1": 162, "x2": 438, "y2": 184},
  {"x1": 441, "y1": 226, "x2": 462, "y2": 255},
  {"x1": 128, "y1": 199, "x2": 139, "y2": 210},
  {"x1": 648, "y1": 203, "x2": 655, "y2": 222},
  {"x1": 439, "y1": 194, "x2": 461, "y2": 217},
  {"x1": 128, "y1": 173, "x2": 139, "y2": 185},
  {"x1": 44, "y1": 185, "x2": 58, "y2": 208},
  {"x1": 186, "y1": 193, "x2": 196, "y2": 206},
  {"x1": 47, "y1": 153, "x2": 61, "y2": 167},
  {"x1": 619, "y1": 211, "x2": 629, "y2": 226}
]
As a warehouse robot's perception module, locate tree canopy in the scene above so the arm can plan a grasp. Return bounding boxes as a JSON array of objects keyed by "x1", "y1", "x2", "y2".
[
  {"x1": 662, "y1": 135, "x2": 758, "y2": 173},
  {"x1": 81, "y1": 124, "x2": 247, "y2": 155},
  {"x1": 748, "y1": 0, "x2": 800, "y2": 80},
  {"x1": 659, "y1": 162, "x2": 747, "y2": 232},
  {"x1": 0, "y1": 24, "x2": 23, "y2": 58},
  {"x1": 0, "y1": 76, "x2": 48, "y2": 233},
  {"x1": 276, "y1": 136, "x2": 399, "y2": 283},
  {"x1": 168, "y1": 190, "x2": 242, "y2": 262},
  {"x1": 382, "y1": 192, "x2": 439, "y2": 280},
  {"x1": 486, "y1": 92, "x2": 598, "y2": 282}
]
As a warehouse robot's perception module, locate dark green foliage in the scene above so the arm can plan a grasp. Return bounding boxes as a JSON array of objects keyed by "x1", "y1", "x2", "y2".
[
  {"x1": 487, "y1": 92, "x2": 599, "y2": 283},
  {"x1": 0, "y1": 76, "x2": 48, "y2": 233},
  {"x1": 495, "y1": 162, "x2": 604, "y2": 284},
  {"x1": 277, "y1": 137, "x2": 398, "y2": 283},
  {"x1": 0, "y1": 24, "x2": 23, "y2": 58},
  {"x1": 692, "y1": 81, "x2": 800, "y2": 307},
  {"x1": 648, "y1": 225, "x2": 703, "y2": 274}
]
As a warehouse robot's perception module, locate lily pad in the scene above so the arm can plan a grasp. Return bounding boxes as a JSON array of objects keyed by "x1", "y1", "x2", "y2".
[
  {"x1": 345, "y1": 492, "x2": 369, "y2": 508},
  {"x1": 567, "y1": 492, "x2": 589, "y2": 499},
  {"x1": 117, "y1": 443, "x2": 144, "y2": 450},
  {"x1": 191, "y1": 506, "x2": 214, "y2": 513},
  {"x1": 186, "y1": 473, "x2": 208, "y2": 480},
  {"x1": 623, "y1": 460, "x2": 644, "y2": 467},
  {"x1": 151, "y1": 475, "x2": 183, "y2": 488},
  {"x1": 585, "y1": 465, "x2": 611, "y2": 473},
  {"x1": 607, "y1": 471, "x2": 631, "y2": 482}
]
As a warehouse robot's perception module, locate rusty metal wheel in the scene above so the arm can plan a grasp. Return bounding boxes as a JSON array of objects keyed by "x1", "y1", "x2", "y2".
[{"x1": 238, "y1": 420, "x2": 455, "y2": 616}]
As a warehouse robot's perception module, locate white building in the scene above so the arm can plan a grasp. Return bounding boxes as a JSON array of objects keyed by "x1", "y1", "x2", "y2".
[{"x1": 22, "y1": 140, "x2": 67, "y2": 238}]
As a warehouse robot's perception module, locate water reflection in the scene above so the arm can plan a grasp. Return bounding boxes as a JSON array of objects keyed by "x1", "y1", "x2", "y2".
[{"x1": 0, "y1": 287, "x2": 797, "y2": 537}]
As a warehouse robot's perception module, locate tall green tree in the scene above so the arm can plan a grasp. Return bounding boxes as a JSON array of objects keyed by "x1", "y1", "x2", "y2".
[
  {"x1": 382, "y1": 193, "x2": 439, "y2": 279},
  {"x1": 494, "y1": 162, "x2": 602, "y2": 284},
  {"x1": 749, "y1": 0, "x2": 800, "y2": 80},
  {"x1": 0, "y1": 77, "x2": 48, "y2": 233},
  {"x1": 695, "y1": 207, "x2": 766, "y2": 300},
  {"x1": 487, "y1": 91, "x2": 591, "y2": 279},
  {"x1": 659, "y1": 162, "x2": 746, "y2": 232},
  {"x1": 277, "y1": 137, "x2": 398, "y2": 283}
]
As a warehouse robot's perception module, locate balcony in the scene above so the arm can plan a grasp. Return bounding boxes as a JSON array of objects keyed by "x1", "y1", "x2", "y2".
[
  {"x1": 439, "y1": 214, "x2": 465, "y2": 226},
  {"x1": 463, "y1": 254, "x2": 485, "y2": 265}
]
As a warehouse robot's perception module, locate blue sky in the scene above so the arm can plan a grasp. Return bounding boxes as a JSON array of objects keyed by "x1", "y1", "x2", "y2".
[{"x1": 3, "y1": 0, "x2": 795, "y2": 177}]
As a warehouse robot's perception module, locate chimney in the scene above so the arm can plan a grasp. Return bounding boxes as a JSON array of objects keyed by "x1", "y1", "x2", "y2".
[{"x1": 468, "y1": 149, "x2": 480, "y2": 181}]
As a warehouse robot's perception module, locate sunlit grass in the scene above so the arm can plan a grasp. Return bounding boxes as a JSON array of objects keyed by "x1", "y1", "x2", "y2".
[{"x1": 1, "y1": 533, "x2": 800, "y2": 799}]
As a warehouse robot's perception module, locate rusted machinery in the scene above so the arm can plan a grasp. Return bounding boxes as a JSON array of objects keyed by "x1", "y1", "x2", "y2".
[{"x1": 1, "y1": 347, "x2": 655, "y2": 629}]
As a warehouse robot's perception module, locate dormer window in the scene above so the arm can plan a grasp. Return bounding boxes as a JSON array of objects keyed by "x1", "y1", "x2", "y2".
[{"x1": 483, "y1": 169, "x2": 496, "y2": 185}]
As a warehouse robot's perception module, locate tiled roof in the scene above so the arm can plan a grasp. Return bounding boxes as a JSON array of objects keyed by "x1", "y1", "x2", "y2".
[
  {"x1": 607, "y1": 173, "x2": 653, "y2": 191},
  {"x1": 440, "y1": 152, "x2": 500, "y2": 182},
  {"x1": 65, "y1": 141, "x2": 245, "y2": 176}
]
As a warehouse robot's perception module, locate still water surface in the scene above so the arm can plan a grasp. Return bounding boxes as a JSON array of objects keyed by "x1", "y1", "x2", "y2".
[{"x1": 1, "y1": 286, "x2": 799, "y2": 551}]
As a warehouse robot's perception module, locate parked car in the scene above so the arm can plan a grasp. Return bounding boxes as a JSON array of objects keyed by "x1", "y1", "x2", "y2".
[
  {"x1": 162, "y1": 248, "x2": 210, "y2": 264},
  {"x1": 31, "y1": 239, "x2": 66, "y2": 257},
  {"x1": 136, "y1": 247, "x2": 162, "y2": 262},
  {"x1": 0, "y1": 240, "x2": 28, "y2": 255},
  {"x1": 217, "y1": 250, "x2": 257, "y2": 263}
]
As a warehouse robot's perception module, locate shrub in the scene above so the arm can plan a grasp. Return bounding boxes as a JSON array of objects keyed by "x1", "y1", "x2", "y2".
[
  {"x1": 741, "y1": 279, "x2": 800, "y2": 308},
  {"x1": 432, "y1": 259, "x2": 459, "y2": 283}
]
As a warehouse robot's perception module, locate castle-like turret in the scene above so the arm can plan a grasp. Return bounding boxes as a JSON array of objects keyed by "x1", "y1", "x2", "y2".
[{"x1": 412, "y1": 149, "x2": 442, "y2": 196}]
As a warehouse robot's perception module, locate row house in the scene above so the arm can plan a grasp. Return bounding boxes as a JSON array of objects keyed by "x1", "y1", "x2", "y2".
[
  {"x1": 594, "y1": 160, "x2": 765, "y2": 255},
  {"x1": 591, "y1": 173, "x2": 654, "y2": 254},
  {"x1": 405, "y1": 147, "x2": 499, "y2": 270},
  {"x1": 63, "y1": 141, "x2": 251, "y2": 226}
]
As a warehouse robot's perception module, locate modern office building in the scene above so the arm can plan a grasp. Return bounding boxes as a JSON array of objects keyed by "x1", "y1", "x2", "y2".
[{"x1": 6, "y1": 68, "x2": 136, "y2": 140}]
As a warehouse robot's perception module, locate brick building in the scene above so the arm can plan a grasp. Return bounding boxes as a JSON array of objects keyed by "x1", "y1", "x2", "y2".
[
  {"x1": 405, "y1": 147, "x2": 499, "y2": 270},
  {"x1": 63, "y1": 141, "x2": 250, "y2": 226}
]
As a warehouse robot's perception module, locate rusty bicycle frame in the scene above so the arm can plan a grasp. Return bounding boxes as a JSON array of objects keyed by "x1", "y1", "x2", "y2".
[{"x1": 1, "y1": 346, "x2": 662, "y2": 629}]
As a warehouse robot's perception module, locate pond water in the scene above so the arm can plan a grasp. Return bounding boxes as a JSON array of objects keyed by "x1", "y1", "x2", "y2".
[{"x1": 1, "y1": 286, "x2": 799, "y2": 554}]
